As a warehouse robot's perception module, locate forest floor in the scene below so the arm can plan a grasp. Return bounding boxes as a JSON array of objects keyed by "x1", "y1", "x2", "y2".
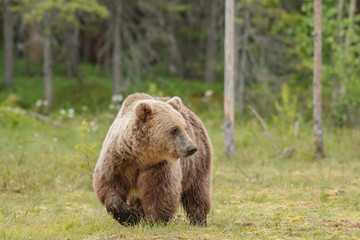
[{"x1": 1, "y1": 107, "x2": 360, "y2": 239}]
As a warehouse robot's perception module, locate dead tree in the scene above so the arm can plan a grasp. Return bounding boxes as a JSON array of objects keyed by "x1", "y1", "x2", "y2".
[{"x1": 224, "y1": 0, "x2": 236, "y2": 156}]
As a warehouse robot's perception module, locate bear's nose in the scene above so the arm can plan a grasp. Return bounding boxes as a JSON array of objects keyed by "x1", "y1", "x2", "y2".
[{"x1": 187, "y1": 146, "x2": 197, "y2": 156}]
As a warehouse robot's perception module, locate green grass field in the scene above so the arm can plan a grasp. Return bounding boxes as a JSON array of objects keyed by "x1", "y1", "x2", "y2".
[{"x1": 1, "y1": 71, "x2": 360, "y2": 239}]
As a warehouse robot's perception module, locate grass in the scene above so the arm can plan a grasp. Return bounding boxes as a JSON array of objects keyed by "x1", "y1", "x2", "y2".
[
  {"x1": 1, "y1": 63, "x2": 360, "y2": 239},
  {"x1": 1, "y1": 107, "x2": 360, "y2": 239}
]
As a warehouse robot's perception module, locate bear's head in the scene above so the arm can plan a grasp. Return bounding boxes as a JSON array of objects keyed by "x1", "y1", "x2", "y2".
[{"x1": 134, "y1": 97, "x2": 197, "y2": 163}]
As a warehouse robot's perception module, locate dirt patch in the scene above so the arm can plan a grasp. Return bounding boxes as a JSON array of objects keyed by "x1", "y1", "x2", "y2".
[
  {"x1": 322, "y1": 219, "x2": 360, "y2": 228},
  {"x1": 235, "y1": 221, "x2": 256, "y2": 228}
]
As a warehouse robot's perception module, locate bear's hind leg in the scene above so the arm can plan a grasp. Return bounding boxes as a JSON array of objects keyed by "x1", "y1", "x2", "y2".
[{"x1": 181, "y1": 184, "x2": 211, "y2": 226}]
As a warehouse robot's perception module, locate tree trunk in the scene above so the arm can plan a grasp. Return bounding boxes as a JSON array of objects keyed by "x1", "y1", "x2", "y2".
[
  {"x1": 337, "y1": 0, "x2": 344, "y2": 41},
  {"x1": 29, "y1": 24, "x2": 40, "y2": 62},
  {"x1": 43, "y1": 20, "x2": 53, "y2": 108},
  {"x1": 332, "y1": 0, "x2": 344, "y2": 104},
  {"x1": 3, "y1": 0, "x2": 14, "y2": 88},
  {"x1": 113, "y1": 0, "x2": 122, "y2": 95},
  {"x1": 25, "y1": 24, "x2": 40, "y2": 77},
  {"x1": 167, "y1": 20, "x2": 184, "y2": 78},
  {"x1": 238, "y1": 9, "x2": 251, "y2": 114},
  {"x1": 224, "y1": 0, "x2": 236, "y2": 156},
  {"x1": 82, "y1": 31, "x2": 90, "y2": 63},
  {"x1": 345, "y1": 0, "x2": 356, "y2": 57},
  {"x1": 66, "y1": 26, "x2": 83, "y2": 82},
  {"x1": 313, "y1": 0, "x2": 324, "y2": 158},
  {"x1": 204, "y1": 0, "x2": 218, "y2": 84}
]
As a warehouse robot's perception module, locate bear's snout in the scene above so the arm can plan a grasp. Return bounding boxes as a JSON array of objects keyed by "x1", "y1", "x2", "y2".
[{"x1": 186, "y1": 146, "x2": 197, "y2": 156}]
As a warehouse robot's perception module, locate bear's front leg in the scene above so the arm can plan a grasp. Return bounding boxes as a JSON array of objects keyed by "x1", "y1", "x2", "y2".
[
  {"x1": 93, "y1": 172, "x2": 143, "y2": 225},
  {"x1": 105, "y1": 195, "x2": 142, "y2": 225},
  {"x1": 138, "y1": 161, "x2": 182, "y2": 224}
]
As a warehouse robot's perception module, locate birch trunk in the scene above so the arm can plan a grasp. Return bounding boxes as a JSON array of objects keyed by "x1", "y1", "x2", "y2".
[
  {"x1": 224, "y1": 0, "x2": 236, "y2": 156},
  {"x1": 313, "y1": 0, "x2": 325, "y2": 158}
]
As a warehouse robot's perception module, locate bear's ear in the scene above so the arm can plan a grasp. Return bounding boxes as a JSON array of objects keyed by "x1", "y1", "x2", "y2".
[
  {"x1": 167, "y1": 96, "x2": 182, "y2": 111},
  {"x1": 135, "y1": 102, "x2": 152, "y2": 121}
]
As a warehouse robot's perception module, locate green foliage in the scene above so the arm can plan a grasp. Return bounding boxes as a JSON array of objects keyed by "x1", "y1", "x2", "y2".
[
  {"x1": 147, "y1": 83, "x2": 164, "y2": 97},
  {"x1": 281, "y1": 1, "x2": 360, "y2": 126},
  {"x1": 19, "y1": 0, "x2": 109, "y2": 27},
  {"x1": 74, "y1": 119, "x2": 101, "y2": 181},
  {"x1": 272, "y1": 84, "x2": 299, "y2": 133},
  {"x1": 0, "y1": 94, "x2": 23, "y2": 108}
]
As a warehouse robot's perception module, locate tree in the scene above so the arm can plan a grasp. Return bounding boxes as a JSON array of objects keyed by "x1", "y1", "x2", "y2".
[
  {"x1": 313, "y1": 0, "x2": 324, "y2": 158},
  {"x1": 3, "y1": 0, "x2": 15, "y2": 88},
  {"x1": 345, "y1": 0, "x2": 357, "y2": 57},
  {"x1": 224, "y1": 0, "x2": 236, "y2": 156},
  {"x1": 112, "y1": 0, "x2": 122, "y2": 96},
  {"x1": 65, "y1": 26, "x2": 83, "y2": 82},
  {"x1": 204, "y1": 0, "x2": 218, "y2": 84},
  {"x1": 238, "y1": 6, "x2": 251, "y2": 114},
  {"x1": 43, "y1": 16, "x2": 53, "y2": 107}
]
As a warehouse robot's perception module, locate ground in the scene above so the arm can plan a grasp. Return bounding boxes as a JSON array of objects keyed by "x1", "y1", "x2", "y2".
[{"x1": 1, "y1": 108, "x2": 360, "y2": 239}]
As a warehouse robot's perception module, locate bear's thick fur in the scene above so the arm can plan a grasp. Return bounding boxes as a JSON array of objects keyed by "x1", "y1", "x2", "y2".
[{"x1": 93, "y1": 93, "x2": 212, "y2": 226}]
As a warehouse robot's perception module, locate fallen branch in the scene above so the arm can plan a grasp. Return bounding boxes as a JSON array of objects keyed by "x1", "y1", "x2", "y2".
[
  {"x1": 3, "y1": 107, "x2": 61, "y2": 127},
  {"x1": 248, "y1": 105, "x2": 282, "y2": 158}
]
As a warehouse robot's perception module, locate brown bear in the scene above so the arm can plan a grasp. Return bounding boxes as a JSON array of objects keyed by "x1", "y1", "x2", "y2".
[{"x1": 93, "y1": 93, "x2": 212, "y2": 226}]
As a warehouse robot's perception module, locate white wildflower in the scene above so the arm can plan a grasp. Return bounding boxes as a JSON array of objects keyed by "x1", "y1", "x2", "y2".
[
  {"x1": 60, "y1": 109, "x2": 66, "y2": 115},
  {"x1": 43, "y1": 100, "x2": 49, "y2": 106},
  {"x1": 35, "y1": 99, "x2": 43, "y2": 108},
  {"x1": 68, "y1": 108, "x2": 75, "y2": 118},
  {"x1": 90, "y1": 121, "x2": 98, "y2": 131},
  {"x1": 204, "y1": 90, "x2": 213, "y2": 98},
  {"x1": 53, "y1": 138, "x2": 58, "y2": 142},
  {"x1": 109, "y1": 103, "x2": 115, "y2": 110},
  {"x1": 89, "y1": 121, "x2": 96, "y2": 127},
  {"x1": 112, "y1": 94, "x2": 124, "y2": 103},
  {"x1": 81, "y1": 105, "x2": 88, "y2": 111}
]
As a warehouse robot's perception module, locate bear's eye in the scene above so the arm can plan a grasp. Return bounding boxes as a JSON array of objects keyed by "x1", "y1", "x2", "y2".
[{"x1": 171, "y1": 128, "x2": 180, "y2": 136}]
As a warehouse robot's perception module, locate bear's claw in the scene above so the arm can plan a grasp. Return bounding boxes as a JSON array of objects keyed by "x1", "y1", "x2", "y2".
[{"x1": 105, "y1": 196, "x2": 142, "y2": 226}]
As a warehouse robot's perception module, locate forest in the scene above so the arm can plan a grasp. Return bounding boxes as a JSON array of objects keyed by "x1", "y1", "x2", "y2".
[{"x1": 1, "y1": 0, "x2": 360, "y2": 239}]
